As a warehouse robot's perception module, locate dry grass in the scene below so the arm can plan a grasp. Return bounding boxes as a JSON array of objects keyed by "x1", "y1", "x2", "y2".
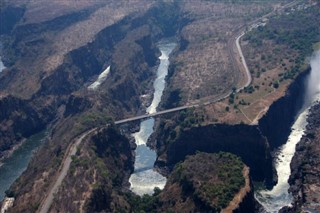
[{"x1": 168, "y1": 1, "x2": 279, "y2": 104}]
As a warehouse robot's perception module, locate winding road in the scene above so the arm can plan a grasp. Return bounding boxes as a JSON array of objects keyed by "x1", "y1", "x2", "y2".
[
  {"x1": 37, "y1": 129, "x2": 97, "y2": 213},
  {"x1": 36, "y1": 1, "x2": 302, "y2": 212}
]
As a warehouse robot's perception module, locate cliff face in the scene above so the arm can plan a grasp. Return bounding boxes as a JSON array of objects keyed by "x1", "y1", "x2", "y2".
[
  {"x1": 1, "y1": 2, "x2": 184, "y2": 212},
  {"x1": 158, "y1": 124, "x2": 273, "y2": 186},
  {"x1": 155, "y1": 69, "x2": 310, "y2": 189},
  {"x1": 0, "y1": 95, "x2": 56, "y2": 160},
  {"x1": 258, "y1": 69, "x2": 310, "y2": 149},
  {"x1": 287, "y1": 102, "x2": 320, "y2": 213},
  {"x1": 0, "y1": 5, "x2": 161, "y2": 161}
]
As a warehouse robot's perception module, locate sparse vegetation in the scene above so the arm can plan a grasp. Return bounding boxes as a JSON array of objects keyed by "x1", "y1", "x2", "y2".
[{"x1": 170, "y1": 152, "x2": 245, "y2": 211}]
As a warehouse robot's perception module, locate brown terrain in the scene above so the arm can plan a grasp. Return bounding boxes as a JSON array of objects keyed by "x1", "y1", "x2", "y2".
[
  {"x1": 191, "y1": 2, "x2": 315, "y2": 124},
  {"x1": 164, "y1": 1, "x2": 278, "y2": 104},
  {"x1": 1, "y1": 0, "x2": 155, "y2": 98},
  {"x1": 156, "y1": 152, "x2": 254, "y2": 213},
  {"x1": 0, "y1": 0, "x2": 319, "y2": 213}
]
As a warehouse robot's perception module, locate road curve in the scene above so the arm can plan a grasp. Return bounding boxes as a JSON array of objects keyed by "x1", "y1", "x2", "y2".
[
  {"x1": 231, "y1": 0, "x2": 302, "y2": 92},
  {"x1": 38, "y1": 128, "x2": 97, "y2": 213},
  {"x1": 235, "y1": 32, "x2": 252, "y2": 90},
  {"x1": 37, "y1": 2, "x2": 302, "y2": 212}
]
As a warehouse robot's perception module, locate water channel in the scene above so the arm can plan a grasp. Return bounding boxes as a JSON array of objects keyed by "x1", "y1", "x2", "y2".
[
  {"x1": 0, "y1": 131, "x2": 48, "y2": 201},
  {"x1": 255, "y1": 51, "x2": 320, "y2": 212},
  {"x1": 129, "y1": 39, "x2": 177, "y2": 196}
]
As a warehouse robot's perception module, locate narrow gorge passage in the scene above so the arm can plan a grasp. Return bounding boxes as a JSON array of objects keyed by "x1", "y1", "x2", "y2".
[
  {"x1": 255, "y1": 51, "x2": 320, "y2": 212},
  {"x1": 129, "y1": 40, "x2": 177, "y2": 195}
]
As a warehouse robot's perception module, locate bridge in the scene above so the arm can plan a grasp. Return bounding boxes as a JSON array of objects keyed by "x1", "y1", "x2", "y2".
[{"x1": 114, "y1": 92, "x2": 231, "y2": 125}]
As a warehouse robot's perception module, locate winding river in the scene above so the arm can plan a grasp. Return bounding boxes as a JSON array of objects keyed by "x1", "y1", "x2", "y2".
[
  {"x1": 129, "y1": 39, "x2": 177, "y2": 195},
  {"x1": 255, "y1": 51, "x2": 320, "y2": 212}
]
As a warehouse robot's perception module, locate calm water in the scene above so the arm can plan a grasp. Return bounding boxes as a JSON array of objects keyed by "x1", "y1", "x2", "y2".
[
  {"x1": 255, "y1": 51, "x2": 320, "y2": 212},
  {"x1": 0, "y1": 131, "x2": 47, "y2": 201},
  {"x1": 129, "y1": 40, "x2": 177, "y2": 195}
]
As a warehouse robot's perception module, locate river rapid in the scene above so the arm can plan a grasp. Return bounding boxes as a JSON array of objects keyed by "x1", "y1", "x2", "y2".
[
  {"x1": 255, "y1": 51, "x2": 320, "y2": 212},
  {"x1": 129, "y1": 39, "x2": 177, "y2": 196}
]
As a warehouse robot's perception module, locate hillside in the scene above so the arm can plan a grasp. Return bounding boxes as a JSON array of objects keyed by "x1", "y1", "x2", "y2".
[
  {"x1": 157, "y1": 152, "x2": 250, "y2": 212},
  {"x1": 0, "y1": 0, "x2": 319, "y2": 213}
]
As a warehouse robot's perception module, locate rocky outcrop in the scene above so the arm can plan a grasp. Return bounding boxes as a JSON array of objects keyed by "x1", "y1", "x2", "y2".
[
  {"x1": 222, "y1": 167, "x2": 257, "y2": 213},
  {"x1": 157, "y1": 152, "x2": 257, "y2": 212},
  {"x1": 287, "y1": 102, "x2": 320, "y2": 213}
]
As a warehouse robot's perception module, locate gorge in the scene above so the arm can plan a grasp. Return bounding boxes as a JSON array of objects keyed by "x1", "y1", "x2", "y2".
[
  {"x1": 129, "y1": 39, "x2": 177, "y2": 195},
  {"x1": 0, "y1": 1, "x2": 319, "y2": 212},
  {"x1": 256, "y1": 50, "x2": 320, "y2": 212}
]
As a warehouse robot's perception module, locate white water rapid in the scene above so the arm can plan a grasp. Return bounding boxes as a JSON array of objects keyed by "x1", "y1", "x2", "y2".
[
  {"x1": 88, "y1": 66, "x2": 110, "y2": 90},
  {"x1": 129, "y1": 40, "x2": 177, "y2": 196},
  {"x1": 255, "y1": 50, "x2": 320, "y2": 212}
]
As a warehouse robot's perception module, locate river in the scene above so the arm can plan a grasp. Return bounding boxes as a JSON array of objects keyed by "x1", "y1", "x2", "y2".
[
  {"x1": 255, "y1": 50, "x2": 320, "y2": 212},
  {"x1": 129, "y1": 39, "x2": 177, "y2": 196},
  {"x1": 0, "y1": 131, "x2": 48, "y2": 201}
]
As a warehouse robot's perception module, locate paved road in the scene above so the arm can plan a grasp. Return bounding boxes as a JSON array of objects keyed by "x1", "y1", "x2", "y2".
[
  {"x1": 117, "y1": 1, "x2": 303, "y2": 125},
  {"x1": 229, "y1": 0, "x2": 302, "y2": 92},
  {"x1": 37, "y1": 1, "x2": 302, "y2": 212},
  {"x1": 235, "y1": 32, "x2": 251, "y2": 90},
  {"x1": 37, "y1": 129, "x2": 97, "y2": 213}
]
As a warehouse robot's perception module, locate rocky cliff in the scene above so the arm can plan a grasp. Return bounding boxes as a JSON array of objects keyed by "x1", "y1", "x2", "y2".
[
  {"x1": 0, "y1": 2, "x2": 186, "y2": 212},
  {"x1": 0, "y1": 2, "x2": 164, "y2": 162},
  {"x1": 0, "y1": 95, "x2": 56, "y2": 160},
  {"x1": 157, "y1": 123, "x2": 273, "y2": 185},
  {"x1": 287, "y1": 102, "x2": 320, "y2": 213},
  {"x1": 259, "y1": 69, "x2": 310, "y2": 149},
  {"x1": 154, "y1": 69, "x2": 310, "y2": 190}
]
